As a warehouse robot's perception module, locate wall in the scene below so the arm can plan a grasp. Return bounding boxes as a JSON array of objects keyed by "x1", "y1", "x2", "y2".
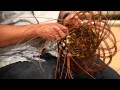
[{"x1": 109, "y1": 23, "x2": 120, "y2": 75}]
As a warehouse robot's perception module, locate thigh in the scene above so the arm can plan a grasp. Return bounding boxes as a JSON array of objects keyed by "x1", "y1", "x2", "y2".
[
  {"x1": 72, "y1": 57, "x2": 120, "y2": 79},
  {"x1": 92, "y1": 58, "x2": 120, "y2": 79},
  {"x1": 0, "y1": 60, "x2": 56, "y2": 79},
  {"x1": 93, "y1": 66, "x2": 120, "y2": 79}
]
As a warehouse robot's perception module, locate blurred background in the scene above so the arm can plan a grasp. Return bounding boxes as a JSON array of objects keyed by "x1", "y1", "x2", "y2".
[{"x1": 101, "y1": 11, "x2": 120, "y2": 75}]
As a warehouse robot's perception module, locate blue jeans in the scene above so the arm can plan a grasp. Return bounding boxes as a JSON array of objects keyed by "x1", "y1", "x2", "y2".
[{"x1": 0, "y1": 53, "x2": 120, "y2": 79}]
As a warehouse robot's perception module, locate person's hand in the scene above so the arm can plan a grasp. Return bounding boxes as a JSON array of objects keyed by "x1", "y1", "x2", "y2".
[
  {"x1": 63, "y1": 13, "x2": 80, "y2": 27},
  {"x1": 64, "y1": 11, "x2": 99, "y2": 27},
  {"x1": 34, "y1": 23, "x2": 68, "y2": 42}
]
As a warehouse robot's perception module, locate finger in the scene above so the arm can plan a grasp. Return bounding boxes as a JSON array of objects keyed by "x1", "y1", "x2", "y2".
[
  {"x1": 52, "y1": 26, "x2": 66, "y2": 38},
  {"x1": 57, "y1": 29, "x2": 66, "y2": 38},
  {"x1": 64, "y1": 14, "x2": 81, "y2": 28},
  {"x1": 64, "y1": 14, "x2": 79, "y2": 23},
  {"x1": 42, "y1": 23, "x2": 68, "y2": 34},
  {"x1": 61, "y1": 27, "x2": 69, "y2": 35},
  {"x1": 51, "y1": 34, "x2": 61, "y2": 42},
  {"x1": 55, "y1": 34, "x2": 61, "y2": 41},
  {"x1": 52, "y1": 24, "x2": 68, "y2": 35},
  {"x1": 55, "y1": 30, "x2": 66, "y2": 41},
  {"x1": 56, "y1": 24, "x2": 68, "y2": 34},
  {"x1": 65, "y1": 14, "x2": 75, "y2": 21},
  {"x1": 41, "y1": 23, "x2": 68, "y2": 34}
]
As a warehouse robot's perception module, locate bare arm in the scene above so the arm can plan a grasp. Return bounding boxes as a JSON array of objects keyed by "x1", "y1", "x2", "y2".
[
  {"x1": 0, "y1": 23, "x2": 68, "y2": 48},
  {"x1": 0, "y1": 11, "x2": 72, "y2": 48},
  {"x1": 0, "y1": 24, "x2": 37, "y2": 48}
]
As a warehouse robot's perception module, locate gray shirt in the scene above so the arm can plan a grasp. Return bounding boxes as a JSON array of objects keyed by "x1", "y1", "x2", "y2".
[{"x1": 0, "y1": 11, "x2": 60, "y2": 68}]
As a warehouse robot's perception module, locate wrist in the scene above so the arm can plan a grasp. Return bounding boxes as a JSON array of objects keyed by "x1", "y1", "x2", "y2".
[
  {"x1": 62, "y1": 13, "x2": 70, "y2": 19},
  {"x1": 23, "y1": 24, "x2": 39, "y2": 40}
]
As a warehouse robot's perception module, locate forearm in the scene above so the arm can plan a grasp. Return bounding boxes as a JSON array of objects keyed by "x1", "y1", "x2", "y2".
[{"x1": 0, "y1": 24, "x2": 37, "y2": 48}]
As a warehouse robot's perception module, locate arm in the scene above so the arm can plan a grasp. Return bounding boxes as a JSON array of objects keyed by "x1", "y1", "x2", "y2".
[
  {"x1": 0, "y1": 23, "x2": 68, "y2": 48},
  {"x1": 0, "y1": 11, "x2": 70, "y2": 48},
  {"x1": 0, "y1": 24, "x2": 37, "y2": 48}
]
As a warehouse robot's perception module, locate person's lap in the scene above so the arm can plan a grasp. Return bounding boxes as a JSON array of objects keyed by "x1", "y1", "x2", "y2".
[
  {"x1": 0, "y1": 54, "x2": 120, "y2": 79},
  {"x1": 0, "y1": 60, "x2": 56, "y2": 79}
]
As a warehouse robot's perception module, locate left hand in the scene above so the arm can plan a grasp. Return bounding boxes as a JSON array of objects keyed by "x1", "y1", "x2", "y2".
[{"x1": 63, "y1": 13, "x2": 79, "y2": 26}]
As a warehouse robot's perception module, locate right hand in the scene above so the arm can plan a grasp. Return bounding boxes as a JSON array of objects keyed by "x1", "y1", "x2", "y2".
[{"x1": 34, "y1": 23, "x2": 68, "y2": 42}]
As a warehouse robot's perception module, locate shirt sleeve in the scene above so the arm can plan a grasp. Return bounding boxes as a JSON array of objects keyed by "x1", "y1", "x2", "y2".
[{"x1": 0, "y1": 11, "x2": 38, "y2": 25}]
